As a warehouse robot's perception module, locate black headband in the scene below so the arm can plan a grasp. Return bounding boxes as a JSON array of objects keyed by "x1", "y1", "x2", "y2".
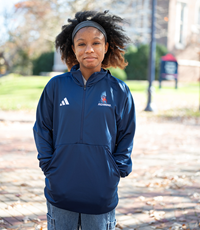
[{"x1": 72, "y1": 21, "x2": 107, "y2": 43}]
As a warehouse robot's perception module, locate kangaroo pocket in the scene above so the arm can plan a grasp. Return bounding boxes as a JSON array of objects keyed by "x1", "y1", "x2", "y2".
[{"x1": 45, "y1": 143, "x2": 120, "y2": 214}]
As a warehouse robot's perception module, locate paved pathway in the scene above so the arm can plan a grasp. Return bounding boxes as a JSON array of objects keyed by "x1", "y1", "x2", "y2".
[{"x1": 0, "y1": 108, "x2": 200, "y2": 230}]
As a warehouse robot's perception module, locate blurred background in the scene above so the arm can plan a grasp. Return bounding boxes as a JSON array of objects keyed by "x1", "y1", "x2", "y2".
[
  {"x1": 0, "y1": 1, "x2": 200, "y2": 229},
  {"x1": 0, "y1": 0, "x2": 199, "y2": 119}
]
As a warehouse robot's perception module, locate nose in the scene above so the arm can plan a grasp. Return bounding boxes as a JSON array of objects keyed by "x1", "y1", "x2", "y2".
[{"x1": 85, "y1": 44, "x2": 94, "y2": 53}]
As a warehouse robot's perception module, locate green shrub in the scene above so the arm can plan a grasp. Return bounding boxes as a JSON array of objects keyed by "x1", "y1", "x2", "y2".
[
  {"x1": 12, "y1": 49, "x2": 33, "y2": 75},
  {"x1": 32, "y1": 51, "x2": 54, "y2": 75},
  {"x1": 108, "y1": 67, "x2": 127, "y2": 81},
  {"x1": 124, "y1": 44, "x2": 168, "y2": 80}
]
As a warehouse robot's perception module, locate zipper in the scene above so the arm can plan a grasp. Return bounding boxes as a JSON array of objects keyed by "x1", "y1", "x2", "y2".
[{"x1": 80, "y1": 85, "x2": 86, "y2": 142}]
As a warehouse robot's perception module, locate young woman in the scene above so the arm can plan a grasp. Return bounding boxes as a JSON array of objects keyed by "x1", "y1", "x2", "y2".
[{"x1": 33, "y1": 10, "x2": 136, "y2": 230}]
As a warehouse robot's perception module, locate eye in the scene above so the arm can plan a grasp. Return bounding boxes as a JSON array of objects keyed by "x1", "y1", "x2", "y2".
[
  {"x1": 78, "y1": 43, "x2": 85, "y2": 46},
  {"x1": 93, "y1": 42, "x2": 100, "y2": 45}
]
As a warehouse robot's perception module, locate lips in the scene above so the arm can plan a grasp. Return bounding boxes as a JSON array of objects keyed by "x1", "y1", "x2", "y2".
[{"x1": 84, "y1": 57, "x2": 96, "y2": 61}]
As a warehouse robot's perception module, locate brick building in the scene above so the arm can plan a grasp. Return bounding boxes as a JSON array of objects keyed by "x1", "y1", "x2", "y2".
[
  {"x1": 155, "y1": 0, "x2": 200, "y2": 81},
  {"x1": 53, "y1": 0, "x2": 200, "y2": 81},
  {"x1": 122, "y1": 0, "x2": 200, "y2": 81}
]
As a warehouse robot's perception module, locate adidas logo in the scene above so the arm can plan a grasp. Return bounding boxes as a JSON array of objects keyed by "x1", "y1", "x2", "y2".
[{"x1": 60, "y1": 97, "x2": 69, "y2": 106}]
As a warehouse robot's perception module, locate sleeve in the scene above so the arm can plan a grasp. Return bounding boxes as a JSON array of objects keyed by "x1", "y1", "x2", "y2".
[
  {"x1": 113, "y1": 87, "x2": 136, "y2": 178},
  {"x1": 33, "y1": 81, "x2": 54, "y2": 176}
]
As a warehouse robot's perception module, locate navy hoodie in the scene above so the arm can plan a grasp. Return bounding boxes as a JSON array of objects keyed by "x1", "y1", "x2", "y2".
[{"x1": 33, "y1": 64, "x2": 136, "y2": 214}]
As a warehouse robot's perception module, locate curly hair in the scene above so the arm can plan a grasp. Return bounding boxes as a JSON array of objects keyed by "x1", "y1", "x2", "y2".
[{"x1": 55, "y1": 10, "x2": 131, "y2": 70}]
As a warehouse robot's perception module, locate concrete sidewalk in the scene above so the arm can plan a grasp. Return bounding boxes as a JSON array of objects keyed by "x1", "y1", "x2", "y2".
[{"x1": 0, "y1": 110, "x2": 200, "y2": 230}]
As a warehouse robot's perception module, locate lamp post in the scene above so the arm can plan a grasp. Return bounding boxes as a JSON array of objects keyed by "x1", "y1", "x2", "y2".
[{"x1": 145, "y1": 0, "x2": 157, "y2": 111}]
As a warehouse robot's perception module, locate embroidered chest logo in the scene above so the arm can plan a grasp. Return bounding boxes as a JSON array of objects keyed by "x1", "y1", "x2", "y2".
[
  {"x1": 60, "y1": 97, "x2": 69, "y2": 106},
  {"x1": 101, "y1": 95, "x2": 107, "y2": 104},
  {"x1": 98, "y1": 92, "x2": 111, "y2": 107}
]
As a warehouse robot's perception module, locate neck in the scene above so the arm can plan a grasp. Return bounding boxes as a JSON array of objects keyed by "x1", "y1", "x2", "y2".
[{"x1": 80, "y1": 66, "x2": 101, "y2": 81}]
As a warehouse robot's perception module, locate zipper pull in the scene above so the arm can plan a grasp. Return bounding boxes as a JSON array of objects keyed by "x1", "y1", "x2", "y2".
[{"x1": 84, "y1": 85, "x2": 86, "y2": 90}]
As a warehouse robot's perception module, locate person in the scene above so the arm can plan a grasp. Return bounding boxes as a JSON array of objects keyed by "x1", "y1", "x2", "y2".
[{"x1": 33, "y1": 10, "x2": 136, "y2": 230}]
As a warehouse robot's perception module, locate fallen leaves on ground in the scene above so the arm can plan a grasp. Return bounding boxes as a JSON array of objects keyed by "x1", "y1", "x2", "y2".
[
  {"x1": 35, "y1": 225, "x2": 43, "y2": 230},
  {"x1": 149, "y1": 210, "x2": 166, "y2": 220},
  {"x1": 115, "y1": 222, "x2": 124, "y2": 229},
  {"x1": 6, "y1": 200, "x2": 26, "y2": 209},
  {"x1": 191, "y1": 192, "x2": 200, "y2": 199},
  {"x1": 169, "y1": 222, "x2": 190, "y2": 230}
]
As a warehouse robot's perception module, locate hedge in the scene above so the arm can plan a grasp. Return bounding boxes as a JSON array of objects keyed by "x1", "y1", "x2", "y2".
[
  {"x1": 32, "y1": 51, "x2": 54, "y2": 75},
  {"x1": 108, "y1": 67, "x2": 127, "y2": 81},
  {"x1": 124, "y1": 44, "x2": 168, "y2": 80}
]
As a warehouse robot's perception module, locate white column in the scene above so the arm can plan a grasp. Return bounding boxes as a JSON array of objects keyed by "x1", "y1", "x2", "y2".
[{"x1": 53, "y1": 50, "x2": 67, "y2": 72}]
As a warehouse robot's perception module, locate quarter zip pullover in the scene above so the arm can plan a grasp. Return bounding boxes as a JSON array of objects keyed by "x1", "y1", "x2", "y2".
[{"x1": 33, "y1": 64, "x2": 136, "y2": 214}]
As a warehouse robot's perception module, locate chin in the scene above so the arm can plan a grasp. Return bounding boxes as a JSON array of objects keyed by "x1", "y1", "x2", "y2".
[{"x1": 85, "y1": 64, "x2": 99, "y2": 69}]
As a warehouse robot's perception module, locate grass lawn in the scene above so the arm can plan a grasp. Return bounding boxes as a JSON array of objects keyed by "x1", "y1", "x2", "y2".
[
  {"x1": 126, "y1": 80, "x2": 199, "y2": 94},
  {"x1": 0, "y1": 74, "x2": 199, "y2": 120},
  {"x1": 0, "y1": 74, "x2": 50, "y2": 110}
]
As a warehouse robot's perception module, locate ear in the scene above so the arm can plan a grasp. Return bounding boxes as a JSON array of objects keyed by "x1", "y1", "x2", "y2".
[
  {"x1": 72, "y1": 45, "x2": 75, "y2": 54},
  {"x1": 105, "y1": 42, "x2": 109, "y2": 54}
]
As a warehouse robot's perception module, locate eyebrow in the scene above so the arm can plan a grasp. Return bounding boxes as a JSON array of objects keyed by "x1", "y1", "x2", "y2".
[
  {"x1": 75, "y1": 37, "x2": 102, "y2": 43},
  {"x1": 75, "y1": 38, "x2": 84, "y2": 42}
]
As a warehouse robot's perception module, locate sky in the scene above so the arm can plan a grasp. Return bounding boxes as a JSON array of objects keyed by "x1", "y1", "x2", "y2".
[
  {"x1": 0, "y1": 0, "x2": 20, "y2": 44},
  {"x1": 0, "y1": 0, "x2": 20, "y2": 22},
  {"x1": 0, "y1": 0, "x2": 19, "y2": 14}
]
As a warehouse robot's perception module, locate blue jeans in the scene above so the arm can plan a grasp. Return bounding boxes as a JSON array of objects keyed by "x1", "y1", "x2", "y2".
[{"x1": 47, "y1": 200, "x2": 116, "y2": 230}]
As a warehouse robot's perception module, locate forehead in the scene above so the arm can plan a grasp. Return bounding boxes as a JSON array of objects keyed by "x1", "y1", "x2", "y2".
[{"x1": 73, "y1": 27, "x2": 104, "y2": 41}]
